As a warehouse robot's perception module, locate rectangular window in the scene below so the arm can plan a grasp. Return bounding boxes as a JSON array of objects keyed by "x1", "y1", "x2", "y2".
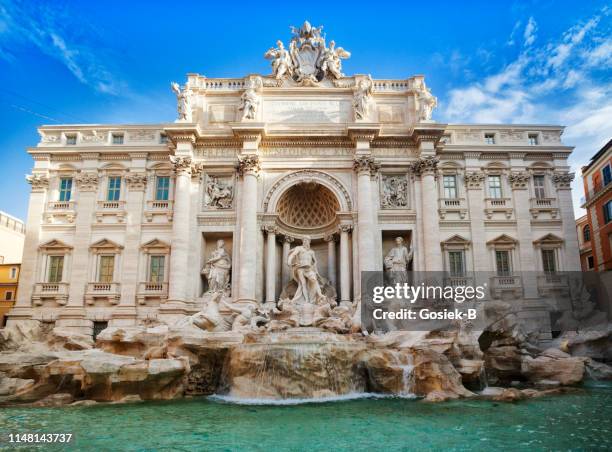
[
  {"x1": 604, "y1": 200, "x2": 612, "y2": 224},
  {"x1": 107, "y1": 176, "x2": 121, "y2": 201},
  {"x1": 533, "y1": 175, "x2": 546, "y2": 199},
  {"x1": 603, "y1": 165, "x2": 612, "y2": 186},
  {"x1": 484, "y1": 133, "x2": 495, "y2": 144},
  {"x1": 98, "y1": 255, "x2": 115, "y2": 283},
  {"x1": 149, "y1": 255, "x2": 165, "y2": 283},
  {"x1": 59, "y1": 177, "x2": 73, "y2": 202},
  {"x1": 495, "y1": 250, "x2": 511, "y2": 276},
  {"x1": 47, "y1": 256, "x2": 64, "y2": 283},
  {"x1": 5, "y1": 291, "x2": 13, "y2": 301},
  {"x1": 448, "y1": 251, "x2": 465, "y2": 276},
  {"x1": 112, "y1": 133, "x2": 124, "y2": 145},
  {"x1": 541, "y1": 249, "x2": 557, "y2": 273},
  {"x1": 488, "y1": 175, "x2": 503, "y2": 199},
  {"x1": 443, "y1": 175, "x2": 458, "y2": 199},
  {"x1": 528, "y1": 134, "x2": 538, "y2": 145},
  {"x1": 10, "y1": 267, "x2": 17, "y2": 279},
  {"x1": 155, "y1": 176, "x2": 170, "y2": 201},
  {"x1": 159, "y1": 133, "x2": 168, "y2": 144},
  {"x1": 66, "y1": 134, "x2": 77, "y2": 145},
  {"x1": 587, "y1": 255, "x2": 594, "y2": 270}
]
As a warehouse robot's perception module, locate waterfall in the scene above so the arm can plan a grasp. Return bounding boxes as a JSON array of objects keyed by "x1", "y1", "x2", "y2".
[{"x1": 395, "y1": 352, "x2": 416, "y2": 397}]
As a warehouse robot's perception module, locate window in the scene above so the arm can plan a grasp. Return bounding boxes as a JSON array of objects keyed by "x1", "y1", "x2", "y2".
[
  {"x1": 488, "y1": 175, "x2": 503, "y2": 198},
  {"x1": 59, "y1": 177, "x2": 73, "y2": 202},
  {"x1": 533, "y1": 175, "x2": 546, "y2": 199},
  {"x1": 149, "y1": 255, "x2": 165, "y2": 283},
  {"x1": 98, "y1": 255, "x2": 115, "y2": 283},
  {"x1": 47, "y1": 256, "x2": 64, "y2": 283},
  {"x1": 107, "y1": 176, "x2": 121, "y2": 201},
  {"x1": 93, "y1": 321, "x2": 108, "y2": 341},
  {"x1": 603, "y1": 165, "x2": 612, "y2": 187},
  {"x1": 10, "y1": 267, "x2": 17, "y2": 279},
  {"x1": 495, "y1": 250, "x2": 511, "y2": 276},
  {"x1": 541, "y1": 249, "x2": 557, "y2": 273},
  {"x1": 583, "y1": 225, "x2": 591, "y2": 242},
  {"x1": 448, "y1": 251, "x2": 465, "y2": 276},
  {"x1": 155, "y1": 176, "x2": 170, "y2": 201},
  {"x1": 587, "y1": 255, "x2": 594, "y2": 269},
  {"x1": 484, "y1": 133, "x2": 496, "y2": 144},
  {"x1": 112, "y1": 133, "x2": 124, "y2": 145},
  {"x1": 528, "y1": 134, "x2": 538, "y2": 145},
  {"x1": 66, "y1": 134, "x2": 77, "y2": 145},
  {"x1": 443, "y1": 175, "x2": 458, "y2": 199},
  {"x1": 159, "y1": 133, "x2": 168, "y2": 144},
  {"x1": 5, "y1": 291, "x2": 13, "y2": 301},
  {"x1": 604, "y1": 200, "x2": 612, "y2": 224}
]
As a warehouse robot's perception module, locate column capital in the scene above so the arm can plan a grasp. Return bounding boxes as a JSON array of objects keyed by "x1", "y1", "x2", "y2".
[
  {"x1": 125, "y1": 172, "x2": 148, "y2": 191},
  {"x1": 552, "y1": 171, "x2": 575, "y2": 190},
  {"x1": 283, "y1": 235, "x2": 295, "y2": 243},
  {"x1": 75, "y1": 172, "x2": 99, "y2": 191},
  {"x1": 237, "y1": 154, "x2": 261, "y2": 177},
  {"x1": 464, "y1": 171, "x2": 486, "y2": 189},
  {"x1": 409, "y1": 156, "x2": 439, "y2": 176},
  {"x1": 338, "y1": 224, "x2": 353, "y2": 233},
  {"x1": 25, "y1": 174, "x2": 49, "y2": 192},
  {"x1": 324, "y1": 234, "x2": 338, "y2": 242},
  {"x1": 353, "y1": 155, "x2": 380, "y2": 176},
  {"x1": 508, "y1": 171, "x2": 530, "y2": 190},
  {"x1": 262, "y1": 224, "x2": 278, "y2": 234},
  {"x1": 170, "y1": 156, "x2": 193, "y2": 176}
]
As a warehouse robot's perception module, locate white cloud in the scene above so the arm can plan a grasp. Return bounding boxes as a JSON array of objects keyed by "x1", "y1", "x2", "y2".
[{"x1": 523, "y1": 17, "x2": 537, "y2": 46}]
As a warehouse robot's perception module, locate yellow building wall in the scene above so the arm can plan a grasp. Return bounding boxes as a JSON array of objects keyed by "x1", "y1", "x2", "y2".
[{"x1": 0, "y1": 264, "x2": 20, "y2": 327}]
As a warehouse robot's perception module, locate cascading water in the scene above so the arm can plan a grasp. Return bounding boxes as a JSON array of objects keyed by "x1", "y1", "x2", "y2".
[{"x1": 394, "y1": 352, "x2": 416, "y2": 397}]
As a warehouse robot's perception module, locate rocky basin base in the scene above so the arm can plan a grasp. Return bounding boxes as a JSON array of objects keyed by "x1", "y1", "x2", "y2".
[{"x1": 1, "y1": 320, "x2": 611, "y2": 407}]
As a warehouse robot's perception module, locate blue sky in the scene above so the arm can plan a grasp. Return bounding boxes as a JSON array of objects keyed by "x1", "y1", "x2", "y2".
[{"x1": 0, "y1": 0, "x2": 610, "y2": 221}]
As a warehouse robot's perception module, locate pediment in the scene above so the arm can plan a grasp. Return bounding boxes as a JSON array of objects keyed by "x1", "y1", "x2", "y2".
[
  {"x1": 487, "y1": 234, "x2": 518, "y2": 246},
  {"x1": 141, "y1": 238, "x2": 171, "y2": 251},
  {"x1": 442, "y1": 234, "x2": 470, "y2": 244},
  {"x1": 39, "y1": 239, "x2": 72, "y2": 250},
  {"x1": 90, "y1": 239, "x2": 124, "y2": 250},
  {"x1": 533, "y1": 233, "x2": 563, "y2": 245}
]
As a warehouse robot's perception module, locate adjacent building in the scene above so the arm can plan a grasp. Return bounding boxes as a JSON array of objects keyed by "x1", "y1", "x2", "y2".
[
  {"x1": 7, "y1": 22, "x2": 581, "y2": 337},
  {"x1": 0, "y1": 211, "x2": 25, "y2": 264},
  {"x1": 0, "y1": 264, "x2": 20, "y2": 327},
  {"x1": 580, "y1": 139, "x2": 612, "y2": 271}
]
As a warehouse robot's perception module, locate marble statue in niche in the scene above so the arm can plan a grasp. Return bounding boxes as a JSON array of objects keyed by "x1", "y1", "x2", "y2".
[
  {"x1": 171, "y1": 82, "x2": 192, "y2": 122},
  {"x1": 204, "y1": 176, "x2": 233, "y2": 209},
  {"x1": 384, "y1": 237, "x2": 413, "y2": 284},
  {"x1": 381, "y1": 176, "x2": 408, "y2": 208},
  {"x1": 201, "y1": 239, "x2": 231, "y2": 294},
  {"x1": 287, "y1": 237, "x2": 324, "y2": 305}
]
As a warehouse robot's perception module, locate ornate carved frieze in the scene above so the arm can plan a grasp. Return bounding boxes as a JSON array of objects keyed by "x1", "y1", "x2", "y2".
[
  {"x1": 508, "y1": 171, "x2": 530, "y2": 190},
  {"x1": 353, "y1": 156, "x2": 380, "y2": 175},
  {"x1": 81, "y1": 130, "x2": 105, "y2": 143},
  {"x1": 170, "y1": 156, "x2": 193, "y2": 176},
  {"x1": 464, "y1": 171, "x2": 486, "y2": 189},
  {"x1": 552, "y1": 172, "x2": 575, "y2": 189},
  {"x1": 26, "y1": 174, "x2": 49, "y2": 191},
  {"x1": 75, "y1": 172, "x2": 99, "y2": 191},
  {"x1": 409, "y1": 156, "x2": 439, "y2": 176},
  {"x1": 128, "y1": 130, "x2": 156, "y2": 142},
  {"x1": 236, "y1": 154, "x2": 261, "y2": 177},
  {"x1": 204, "y1": 175, "x2": 234, "y2": 209},
  {"x1": 380, "y1": 175, "x2": 408, "y2": 208},
  {"x1": 125, "y1": 172, "x2": 148, "y2": 190}
]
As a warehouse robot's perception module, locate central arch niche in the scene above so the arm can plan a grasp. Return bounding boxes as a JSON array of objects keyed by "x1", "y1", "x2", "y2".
[{"x1": 277, "y1": 182, "x2": 339, "y2": 230}]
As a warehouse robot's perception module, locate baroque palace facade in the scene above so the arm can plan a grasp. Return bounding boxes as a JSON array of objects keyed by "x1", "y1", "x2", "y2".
[{"x1": 8, "y1": 22, "x2": 580, "y2": 335}]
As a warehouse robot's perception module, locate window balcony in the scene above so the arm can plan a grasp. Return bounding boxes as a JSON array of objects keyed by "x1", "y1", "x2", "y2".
[
  {"x1": 144, "y1": 200, "x2": 174, "y2": 222},
  {"x1": 44, "y1": 201, "x2": 76, "y2": 224},
  {"x1": 443, "y1": 275, "x2": 474, "y2": 287},
  {"x1": 489, "y1": 275, "x2": 523, "y2": 299},
  {"x1": 529, "y1": 198, "x2": 559, "y2": 219},
  {"x1": 97, "y1": 200, "x2": 126, "y2": 210},
  {"x1": 48, "y1": 200, "x2": 75, "y2": 211},
  {"x1": 484, "y1": 198, "x2": 513, "y2": 219},
  {"x1": 438, "y1": 198, "x2": 467, "y2": 219},
  {"x1": 537, "y1": 273, "x2": 569, "y2": 297},
  {"x1": 85, "y1": 282, "x2": 121, "y2": 305},
  {"x1": 32, "y1": 282, "x2": 69, "y2": 305},
  {"x1": 95, "y1": 200, "x2": 126, "y2": 223},
  {"x1": 136, "y1": 281, "x2": 169, "y2": 305}
]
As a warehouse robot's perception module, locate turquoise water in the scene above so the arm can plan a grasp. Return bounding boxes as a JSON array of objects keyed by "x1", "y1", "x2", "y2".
[{"x1": 1, "y1": 383, "x2": 611, "y2": 451}]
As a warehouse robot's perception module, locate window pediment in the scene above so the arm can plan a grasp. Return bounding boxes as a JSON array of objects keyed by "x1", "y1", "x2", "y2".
[
  {"x1": 487, "y1": 234, "x2": 517, "y2": 249},
  {"x1": 441, "y1": 234, "x2": 470, "y2": 250},
  {"x1": 39, "y1": 239, "x2": 73, "y2": 253},
  {"x1": 141, "y1": 238, "x2": 171, "y2": 253},
  {"x1": 90, "y1": 239, "x2": 123, "y2": 253},
  {"x1": 533, "y1": 233, "x2": 563, "y2": 247}
]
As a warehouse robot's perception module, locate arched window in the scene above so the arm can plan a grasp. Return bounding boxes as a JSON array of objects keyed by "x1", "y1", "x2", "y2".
[{"x1": 583, "y1": 224, "x2": 591, "y2": 242}]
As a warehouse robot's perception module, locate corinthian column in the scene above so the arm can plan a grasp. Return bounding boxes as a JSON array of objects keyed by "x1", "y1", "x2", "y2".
[
  {"x1": 167, "y1": 156, "x2": 192, "y2": 304},
  {"x1": 236, "y1": 154, "x2": 260, "y2": 303},
  {"x1": 325, "y1": 234, "x2": 337, "y2": 288},
  {"x1": 354, "y1": 156, "x2": 380, "y2": 274},
  {"x1": 413, "y1": 156, "x2": 443, "y2": 271},
  {"x1": 281, "y1": 236, "x2": 294, "y2": 288},
  {"x1": 553, "y1": 172, "x2": 581, "y2": 270},
  {"x1": 339, "y1": 225, "x2": 352, "y2": 304},
  {"x1": 264, "y1": 225, "x2": 277, "y2": 303}
]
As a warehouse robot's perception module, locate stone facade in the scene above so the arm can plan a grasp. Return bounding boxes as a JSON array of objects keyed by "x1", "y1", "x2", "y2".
[{"x1": 8, "y1": 22, "x2": 580, "y2": 336}]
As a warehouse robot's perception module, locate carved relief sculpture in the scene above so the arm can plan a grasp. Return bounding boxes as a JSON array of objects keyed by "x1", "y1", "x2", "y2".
[
  {"x1": 381, "y1": 176, "x2": 408, "y2": 208},
  {"x1": 204, "y1": 176, "x2": 234, "y2": 209},
  {"x1": 171, "y1": 82, "x2": 192, "y2": 122},
  {"x1": 201, "y1": 239, "x2": 232, "y2": 294}
]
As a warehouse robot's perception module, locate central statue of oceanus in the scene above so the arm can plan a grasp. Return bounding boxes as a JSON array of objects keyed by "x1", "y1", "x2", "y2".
[{"x1": 287, "y1": 237, "x2": 324, "y2": 305}]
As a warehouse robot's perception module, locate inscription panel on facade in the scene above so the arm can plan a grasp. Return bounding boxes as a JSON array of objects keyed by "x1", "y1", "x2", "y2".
[{"x1": 263, "y1": 99, "x2": 351, "y2": 123}]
